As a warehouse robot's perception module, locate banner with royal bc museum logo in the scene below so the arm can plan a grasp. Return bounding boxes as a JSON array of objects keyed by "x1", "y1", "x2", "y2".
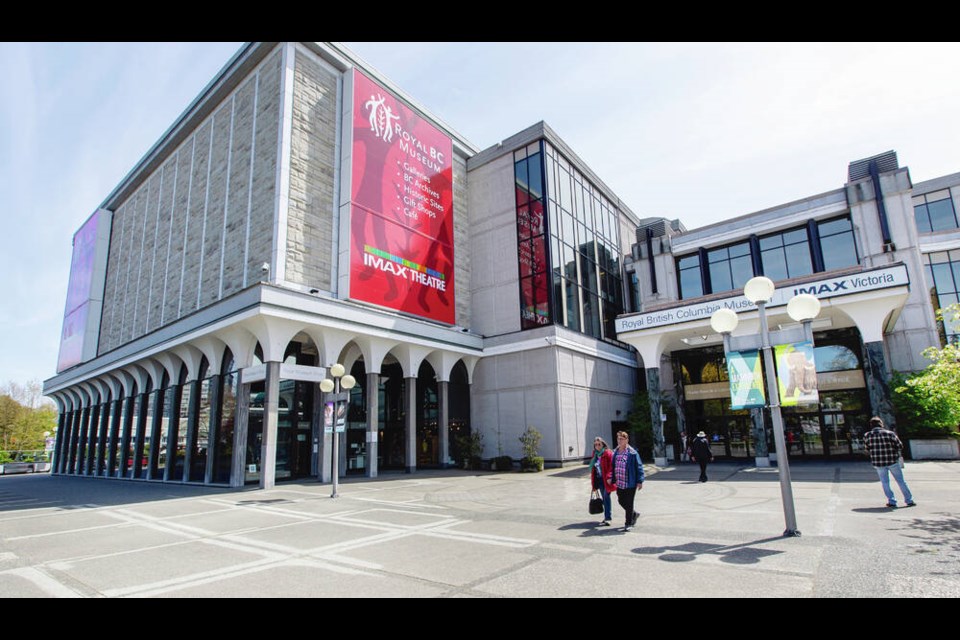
[{"x1": 348, "y1": 69, "x2": 455, "y2": 324}]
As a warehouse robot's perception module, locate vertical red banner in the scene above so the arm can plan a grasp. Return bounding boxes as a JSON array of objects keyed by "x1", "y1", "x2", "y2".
[{"x1": 349, "y1": 69, "x2": 455, "y2": 324}]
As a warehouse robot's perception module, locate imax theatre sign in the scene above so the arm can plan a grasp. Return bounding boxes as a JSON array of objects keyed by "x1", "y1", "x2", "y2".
[{"x1": 615, "y1": 264, "x2": 909, "y2": 335}]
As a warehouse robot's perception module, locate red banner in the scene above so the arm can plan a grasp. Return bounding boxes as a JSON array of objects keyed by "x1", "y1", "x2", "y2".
[{"x1": 349, "y1": 69, "x2": 455, "y2": 324}]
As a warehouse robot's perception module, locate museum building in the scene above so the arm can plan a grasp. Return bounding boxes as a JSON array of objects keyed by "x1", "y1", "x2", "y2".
[
  {"x1": 44, "y1": 43, "x2": 960, "y2": 487},
  {"x1": 43, "y1": 42, "x2": 642, "y2": 488}
]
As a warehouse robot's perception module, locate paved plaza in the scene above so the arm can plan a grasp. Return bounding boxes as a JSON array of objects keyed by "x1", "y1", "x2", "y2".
[{"x1": 1, "y1": 460, "x2": 958, "y2": 597}]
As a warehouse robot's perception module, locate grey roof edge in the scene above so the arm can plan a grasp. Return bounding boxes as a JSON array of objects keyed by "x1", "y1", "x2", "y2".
[
  {"x1": 467, "y1": 120, "x2": 642, "y2": 227},
  {"x1": 671, "y1": 187, "x2": 849, "y2": 246},
  {"x1": 913, "y1": 170, "x2": 960, "y2": 196}
]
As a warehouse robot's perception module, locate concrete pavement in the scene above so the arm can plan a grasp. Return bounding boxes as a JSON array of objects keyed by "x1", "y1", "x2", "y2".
[{"x1": 1, "y1": 460, "x2": 958, "y2": 597}]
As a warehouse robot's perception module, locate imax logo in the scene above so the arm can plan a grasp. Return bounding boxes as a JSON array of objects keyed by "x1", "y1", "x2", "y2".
[{"x1": 794, "y1": 281, "x2": 848, "y2": 296}]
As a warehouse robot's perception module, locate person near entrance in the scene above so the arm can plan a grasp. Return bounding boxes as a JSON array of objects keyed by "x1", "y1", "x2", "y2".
[
  {"x1": 689, "y1": 430, "x2": 713, "y2": 482},
  {"x1": 589, "y1": 436, "x2": 616, "y2": 526},
  {"x1": 611, "y1": 431, "x2": 644, "y2": 531},
  {"x1": 862, "y1": 416, "x2": 916, "y2": 508}
]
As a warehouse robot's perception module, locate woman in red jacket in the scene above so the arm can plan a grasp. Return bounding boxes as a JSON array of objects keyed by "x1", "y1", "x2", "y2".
[{"x1": 590, "y1": 436, "x2": 617, "y2": 526}]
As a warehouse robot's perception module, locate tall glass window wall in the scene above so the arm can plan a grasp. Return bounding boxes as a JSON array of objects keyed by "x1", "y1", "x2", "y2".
[
  {"x1": 514, "y1": 141, "x2": 626, "y2": 341},
  {"x1": 923, "y1": 250, "x2": 960, "y2": 344},
  {"x1": 914, "y1": 190, "x2": 958, "y2": 233},
  {"x1": 675, "y1": 215, "x2": 858, "y2": 299}
]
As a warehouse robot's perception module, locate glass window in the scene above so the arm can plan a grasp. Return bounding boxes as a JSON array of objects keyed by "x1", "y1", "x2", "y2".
[
  {"x1": 760, "y1": 227, "x2": 812, "y2": 281},
  {"x1": 914, "y1": 204, "x2": 932, "y2": 233},
  {"x1": 914, "y1": 193, "x2": 958, "y2": 233},
  {"x1": 172, "y1": 383, "x2": 190, "y2": 481},
  {"x1": 527, "y1": 152, "x2": 543, "y2": 200},
  {"x1": 565, "y1": 279, "x2": 581, "y2": 332},
  {"x1": 928, "y1": 198, "x2": 958, "y2": 232},
  {"x1": 678, "y1": 254, "x2": 703, "y2": 299},
  {"x1": 193, "y1": 378, "x2": 211, "y2": 481},
  {"x1": 818, "y1": 217, "x2": 858, "y2": 271},
  {"x1": 708, "y1": 242, "x2": 753, "y2": 293},
  {"x1": 813, "y1": 345, "x2": 860, "y2": 372},
  {"x1": 215, "y1": 371, "x2": 237, "y2": 484}
]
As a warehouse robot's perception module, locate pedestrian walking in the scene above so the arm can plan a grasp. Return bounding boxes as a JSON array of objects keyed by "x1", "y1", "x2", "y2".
[
  {"x1": 680, "y1": 431, "x2": 690, "y2": 462},
  {"x1": 589, "y1": 436, "x2": 616, "y2": 526},
  {"x1": 689, "y1": 430, "x2": 713, "y2": 482},
  {"x1": 862, "y1": 416, "x2": 916, "y2": 508},
  {"x1": 611, "y1": 431, "x2": 644, "y2": 531}
]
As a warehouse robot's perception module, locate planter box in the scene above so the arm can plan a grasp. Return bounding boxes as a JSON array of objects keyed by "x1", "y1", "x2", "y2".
[{"x1": 909, "y1": 438, "x2": 960, "y2": 460}]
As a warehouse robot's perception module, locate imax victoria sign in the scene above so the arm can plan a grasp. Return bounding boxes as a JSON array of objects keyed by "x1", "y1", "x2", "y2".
[{"x1": 615, "y1": 264, "x2": 909, "y2": 335}]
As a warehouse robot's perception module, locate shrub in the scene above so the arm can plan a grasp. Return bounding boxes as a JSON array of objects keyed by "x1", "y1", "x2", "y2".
[
  {"x1": 518, "y1": 426, "x2": 544, "y2": 472},
  {"x1": 491, "y1": 455, "x2": 514, "y2": 471},
  {"x1": 455, "y1": 431, "x2": 484, "y2": 470},
  {"x1": 520, "y1": 456, "x2": 544, "y2": 472}
]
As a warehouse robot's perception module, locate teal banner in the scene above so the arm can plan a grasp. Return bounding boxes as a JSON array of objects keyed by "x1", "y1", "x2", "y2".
[{"x1": 726, "y1": 349, "x2": 766, "y2": 409}]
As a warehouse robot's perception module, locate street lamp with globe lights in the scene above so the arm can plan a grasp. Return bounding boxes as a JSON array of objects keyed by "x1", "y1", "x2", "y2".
[
  {"x1": 320, "y1": 363, "x2": 355, "y2": 498},
  {"x1": 710, "y1": 276, "x2": 821, "y2": 537}
]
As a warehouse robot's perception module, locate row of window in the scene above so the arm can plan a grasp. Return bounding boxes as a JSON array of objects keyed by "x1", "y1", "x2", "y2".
[
  {"x1": 514, "y1": 142, "x2": 627, "y2": 341},
  {"x1": 676, "y1": 216, "x2": 859, "y2": 299}
]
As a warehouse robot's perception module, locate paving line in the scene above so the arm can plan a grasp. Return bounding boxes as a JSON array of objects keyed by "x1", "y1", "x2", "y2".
[{"x1": 0, "y1": 567, "x2": 83, "y2": 598}]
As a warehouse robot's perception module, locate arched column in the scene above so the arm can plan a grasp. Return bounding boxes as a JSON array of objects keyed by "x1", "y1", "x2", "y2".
[{"x1": 838, "y1": 292, "x2": 908, "y2": 432}]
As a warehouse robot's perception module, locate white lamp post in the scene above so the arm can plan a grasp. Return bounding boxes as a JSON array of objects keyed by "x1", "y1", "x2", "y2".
[
  {"x1": 320, "y1": 363, "x2": 356, "y2": 498},
  {"x1": 711, "y1": 276, "x2": 820, "y2": 537}
]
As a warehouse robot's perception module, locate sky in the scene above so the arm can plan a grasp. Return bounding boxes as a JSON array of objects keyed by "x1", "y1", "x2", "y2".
[{"x1": 2, "y1": 41, "x2": 960, "y2": 390}]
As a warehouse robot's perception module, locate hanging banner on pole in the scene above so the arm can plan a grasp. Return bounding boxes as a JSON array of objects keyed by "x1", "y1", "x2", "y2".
[
  {"x1": 775, "y1": 341, "x2": 819, "y2": 406},
  {"x1": 725, "y1": 350, "x2": 766, "y2": 409}
]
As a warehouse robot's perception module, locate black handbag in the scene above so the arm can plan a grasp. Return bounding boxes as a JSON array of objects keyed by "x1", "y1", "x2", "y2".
[{"x1": 589, "y1": 490, "x2": 604, "y2": 515}]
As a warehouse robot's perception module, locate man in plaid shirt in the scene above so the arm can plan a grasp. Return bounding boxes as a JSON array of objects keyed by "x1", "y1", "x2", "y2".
[{"x1": 862, "y1": 416, "x2": 916, "y2": 508}]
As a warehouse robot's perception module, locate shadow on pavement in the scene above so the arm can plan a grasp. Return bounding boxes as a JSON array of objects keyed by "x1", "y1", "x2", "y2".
[
  {"x1": 0, "y1": 473, "x2": 248, "y2": 513},
  {"x1": 632, "y1": 536, "x2": 786, "y2": 564}
]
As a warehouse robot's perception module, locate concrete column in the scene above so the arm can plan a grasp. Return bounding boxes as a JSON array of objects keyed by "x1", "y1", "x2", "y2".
[
  {"x1": 74, "y1": 404, "x2": 89, "y2": 475},
  {"x1": 146, "y1": 389, "x2": 164, "y2": 480},
  {"x1": 671, "y1": 359, "x2": 687, "y2": 462},
  {"x1": 646, "y1": 369, "x2": 667, "y2": 466},
  {"x1": 259, "y1": 362, "x2": 280, "y2": 490},
  {"x1": 204, "y1": 375, "x2": 222, "y2": 485},
  {"x1": 311, "y1": 382, "x2": 323, "y2": 480},
  {"x1": 95, "y1": 401, "x2": 110, "y2": 475},
  {"x1": 230, "y1": 377, "x2": 249, "y2": 488},
  {"x1": 182, "y1": 380, "x2": 201, "y2": 483},
  {"x1": 163, "y1": 387, "x2": 182, "y2": 482},
  {"x1": 366, "y1": 372, "x2": 379, "y2": 478},
  {"x1": 405, "y1": 376, "x2": 417, "y2": 473},
  {"x1": 53, "y1": 410, "x2": 68, "y2": 474},
  {"x1": 118, "y1": 395, "x2": 135, "y2": 478},
  {"x1": 107, "y1": 400, "x2": 122, "y2": 477},
  {"x1": 439, "y1": 380, "x2": 450, "y2": 468},
  {"x1": 751, "y1": 408, "x2": 770, "y2": 466},
  {"x1": 133, "y1": 393, "x2": 150, "y2": 479},
  {"x1": 863, "y1": 340, "x2": 897, "y2": 432},
  {"x1": 83, "y1": 403, "x2": 99, "y2": 475}
]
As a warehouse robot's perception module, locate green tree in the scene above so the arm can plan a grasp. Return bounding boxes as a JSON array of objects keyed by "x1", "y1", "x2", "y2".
[
  {"x1": 0, "y1": 393, "x2": 57, "y2": 454},
  {"x1": 625, "y1": 390, "x2": 655, "y2": 459},
  {"x1": 891, "y1": 304, "x2": 960, "y2": 438}
]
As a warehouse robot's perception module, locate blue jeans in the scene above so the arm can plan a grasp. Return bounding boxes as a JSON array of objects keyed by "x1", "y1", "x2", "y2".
[
  {"x1": 875, "y1": 463, "x2": 914, "y2": 506},
  {"x1": 599, "y1": 486, "x2": 612, "y2": 521}
]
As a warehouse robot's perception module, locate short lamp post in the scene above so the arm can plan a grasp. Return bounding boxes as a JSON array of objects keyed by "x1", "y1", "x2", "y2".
[
  {"x1": 320, "y1": 363, "x2": 356, "y2": 499},
  {"x1": 710, "y1": 276, "x2": 821, "y2": 538}
]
